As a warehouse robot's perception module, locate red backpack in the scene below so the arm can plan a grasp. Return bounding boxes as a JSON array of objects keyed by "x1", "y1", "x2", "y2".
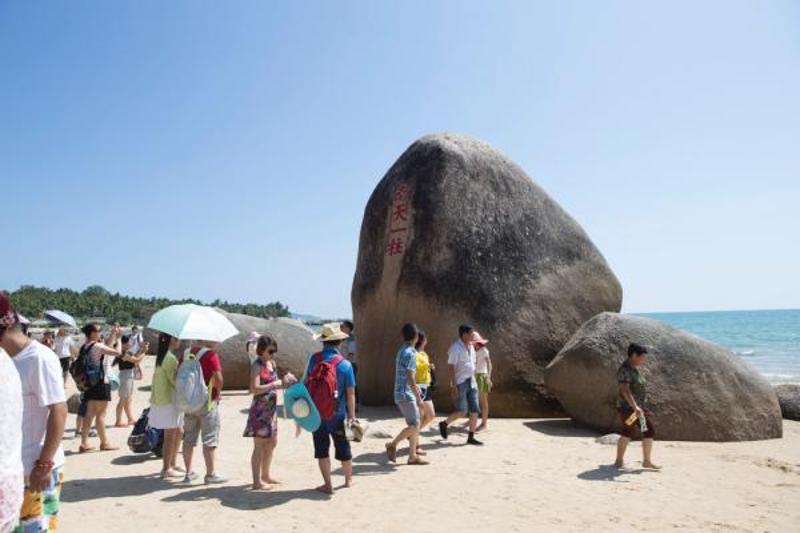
[{"x1": 306, "y1": 352, "x2": 343, "y2": 420}]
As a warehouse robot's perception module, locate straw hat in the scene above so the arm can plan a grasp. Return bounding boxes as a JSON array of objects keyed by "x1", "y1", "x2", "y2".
[{"x1": 315, "y1": 323, "x2": 350, "y2": 342}]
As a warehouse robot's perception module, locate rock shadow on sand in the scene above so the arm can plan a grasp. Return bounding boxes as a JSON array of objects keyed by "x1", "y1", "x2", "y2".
[
  {"x1": 524, "y1": 419, "x2": 600, "y2": 438},
  {"x1": 161, "y1": 484, "x2": 330, "y2": 509}
]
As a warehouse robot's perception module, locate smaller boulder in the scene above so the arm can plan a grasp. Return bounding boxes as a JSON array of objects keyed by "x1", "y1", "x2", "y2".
[
  {"x1": 774, "y1": 384, "x2": 800, "y2": 421},
  {"x1": 545, "y1": 312, "x2": 782, "y2": 442}
]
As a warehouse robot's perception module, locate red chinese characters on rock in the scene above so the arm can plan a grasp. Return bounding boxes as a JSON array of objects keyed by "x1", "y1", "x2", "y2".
[{"x1": 386, "y1": 183, "x2": 410, "y2": 257}]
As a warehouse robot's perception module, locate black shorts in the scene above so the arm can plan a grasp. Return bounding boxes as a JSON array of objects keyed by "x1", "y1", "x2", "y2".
[
  {"x1": 59, "y1": 358, "x2": 70, "y2": 375},
  {"x1": 312, "y1": 419, "x2": 352, "y2": 462},
  {"x1": 84, "y1": 382, "x2": 111, "y2": 402},
  {"x1": 420, "y1": 385, "x2": 433, "y2": 402}
]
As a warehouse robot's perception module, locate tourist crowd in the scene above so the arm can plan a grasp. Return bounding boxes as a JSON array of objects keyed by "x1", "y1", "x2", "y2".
[{"x1": 0, "y1": 290, "x2": 657, "y2": 532}]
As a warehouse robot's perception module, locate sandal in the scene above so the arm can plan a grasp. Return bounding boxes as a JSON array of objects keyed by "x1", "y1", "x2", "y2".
[
  {"x1": 99, "y1": 445, "x2": 120, "y2": 452},
  {"x1": 78, "y1": 445, "x2": 95, "y2": 454},
  {"x1": 408, "y1": 457, "x2": 429, "y2": 465}
]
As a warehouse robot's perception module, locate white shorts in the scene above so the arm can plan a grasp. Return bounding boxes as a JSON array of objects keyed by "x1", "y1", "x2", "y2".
[
  {"x1": 118, "y1": 369, "x2": 135, "y2": 400},
  {"x1": 149, "y1": 403, "x2": 184, "y2": 430}
]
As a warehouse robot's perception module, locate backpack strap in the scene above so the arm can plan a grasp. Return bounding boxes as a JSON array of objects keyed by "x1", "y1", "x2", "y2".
[{"x1": 303, "y1": 352, "x2": 323, "y2": 385}]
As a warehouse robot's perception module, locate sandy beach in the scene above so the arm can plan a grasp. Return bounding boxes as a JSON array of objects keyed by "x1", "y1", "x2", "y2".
[{"x1": 57, "y1": 357, "x2": 800, "y2": 533}]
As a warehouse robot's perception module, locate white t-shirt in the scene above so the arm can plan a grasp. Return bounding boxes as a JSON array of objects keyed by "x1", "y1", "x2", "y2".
[
  {"x1": 475, "y1": 347, "x2": 491, "y2": 374},
  {"x1": 129, "y1": 332, "x2": 143, "y2": 354},
  {"x1": 12, "y1": 341, "x2": 66, "y2": 476},
  {"x1": 447, "y1": 340, "x2": 477, "y2": 387},
  {"x1": 54, "y1": 334, "x2": 74, "y2": 359},
  {"x1": 0, "y1": 349, "x2": 23, "y2": 530}
]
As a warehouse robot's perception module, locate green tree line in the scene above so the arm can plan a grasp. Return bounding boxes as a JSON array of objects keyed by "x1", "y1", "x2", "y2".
[{"x1": 8, "y1": 285, "x2": 290, "y2": 325}]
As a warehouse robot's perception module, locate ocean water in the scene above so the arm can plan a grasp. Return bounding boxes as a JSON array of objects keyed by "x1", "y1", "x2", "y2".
[{"x1": 639, "y1": 309, "x2": 800, "y2": 384}]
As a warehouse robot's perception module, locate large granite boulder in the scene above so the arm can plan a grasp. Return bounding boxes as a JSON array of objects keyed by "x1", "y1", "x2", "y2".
[
  {"x1": 545, "y1": 313, "x2": 783, "y2": 441},
  {"x1": 352, "y1": 133, "x2": 622, "y2": 416},
  {"x1": 146, "y1": 312, "x2": 321, "y2": 389},
  {"x1": 774, "y1": 384, "x2": 800, "y2": 421}
]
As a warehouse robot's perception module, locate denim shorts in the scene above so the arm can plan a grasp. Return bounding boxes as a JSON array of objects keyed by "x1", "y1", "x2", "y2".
[
  {"x1": 396, "y1": 400, "x2": 420, "y2": 427},
  {"x1": 312, "y1": 419, "x2": 352, "y2": 462},
  {"x1": 455, "y1": 379, "x2": 480, "y2": 414}
]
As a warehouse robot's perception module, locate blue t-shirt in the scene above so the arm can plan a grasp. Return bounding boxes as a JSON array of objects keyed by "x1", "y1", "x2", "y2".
[
  {"x1": 394, "y1": 344, "x2": 417, "y2": 403},
  {"x1": 305, "y1": 348, "x2": 356, "y2": 424}
]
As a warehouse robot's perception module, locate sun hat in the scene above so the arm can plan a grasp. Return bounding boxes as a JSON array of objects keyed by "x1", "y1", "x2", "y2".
[
  {"x1": 314, "y1": 323, "x2": 350, "y2": 342},
  {"x1": 284, "y1": 382, "x2": 321, "y2": 433},
  {"x1": 471, "y1": 331, "x2": 489, "y2": 346},
  {"x1": 246, "y1": 331, "x2": 260, "y2": 344},
  {"x1": 346, "y1": 419, "x2": 365, "y2": 442}
]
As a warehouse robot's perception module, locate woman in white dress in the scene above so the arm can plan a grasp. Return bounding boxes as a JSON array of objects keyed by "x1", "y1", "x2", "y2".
[{"x1": 149, "y1": 334, "x2": 184, "y2": 478}]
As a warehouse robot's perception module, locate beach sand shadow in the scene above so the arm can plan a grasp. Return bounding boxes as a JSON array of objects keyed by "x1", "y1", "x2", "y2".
[
  {"x1": 162, "y1": 484, "x2": 331, "y2": 509},
  {"x1": 577, "y1": 465, "x2": 645, "y2": 482},
  {"x1": 112, "y1": 454, "x2": 158, "y2": 465},
  {"x1": 61, "y1": 474, "x2": 167, "y2": 502},
  {"x1": 524, "y1": 419, "x2": 600, "y2": 438}
]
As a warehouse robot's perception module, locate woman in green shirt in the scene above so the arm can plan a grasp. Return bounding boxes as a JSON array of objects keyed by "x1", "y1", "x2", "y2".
[
  {"x1": 149, "y1": 333, "x2": 184, "y2": 478},
  {"x1": 615, "y1": 343, "x2": 660, "y2": 470}
]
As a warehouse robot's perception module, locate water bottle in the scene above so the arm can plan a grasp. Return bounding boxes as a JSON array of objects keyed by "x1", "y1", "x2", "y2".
[{"x1": 638, "y1": 414, "x2": 648, "y2": 433}]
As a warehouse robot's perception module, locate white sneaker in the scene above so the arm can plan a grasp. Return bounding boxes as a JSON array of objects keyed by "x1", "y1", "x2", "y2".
[{"x1": 204, "y1": 473, "x2": 227, "y2": 485}]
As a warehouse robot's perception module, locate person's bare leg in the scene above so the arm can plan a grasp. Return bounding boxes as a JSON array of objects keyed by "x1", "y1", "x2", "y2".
[
  {"x1": 251, "y1": 438, "x2": 266, "y2": 489},
  {"x1": 387, "y1": 426, "x2": 416, "y2": 462},
  {"x1": 615, "y1": 436, "x2": 630, "y2": 467},
  {"x1": 202, "y1": 446, "x2": 215, "y2": 477},
  {"x1": 342, "y1": 460, "x2": 353, "y2": 488},
  {"x1": 161, "y1": 428, "x2": 175, "y2": 474},
  {"x1": 125, "y1": 398, "x2": 135, "y2": 424},
  {"x1": 316, "y1": 458, "x2": 333, "y2": 494},
  {"x1": 477, "y1": 393, "x2": 489, "y2": 431},
  {"x1": 183, "y1": 445, "x2": 194, "y2": 474},
  {"x1": 115, "y1": 399, "x2": 124, "y2": 426},
  {"x1": 445, "y1": 411, "x2": 466, "y2": 426},
  {"x1": 642, "y1": 438, "x2": 661, "y2": 469},
  {"x1": 95, "y1": 402, "x2": 114, "y2": 448},
  {"x1": 420, "y1": 402, "x2": 434, "y2": 430},
  {"x1": 407, "y1": 428, "x2": 423, "y2": 463},
  {"x1": 171, "y1": 429, "x2": 182, "y2": 470},
  {"x1": 80, "y1": 403, "x2": 97, "y2": 448},
  {"x1": 261, "y1": 438, "x2": 278, "y2": 484}
]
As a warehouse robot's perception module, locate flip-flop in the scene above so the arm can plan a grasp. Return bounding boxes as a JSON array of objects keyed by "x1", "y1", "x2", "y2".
[
  {"x1": 78, "y1": 445, "x2": 95, "y2": 454},
  {"x1": 385, "y1": 443, "x2": 397, "y2": 463},
  {"x1": 408, "y1": 457, "x2": 429, "y2": 465},
  {"x1": 100, "y1": 445, "x2": 120, "y2": 452}
]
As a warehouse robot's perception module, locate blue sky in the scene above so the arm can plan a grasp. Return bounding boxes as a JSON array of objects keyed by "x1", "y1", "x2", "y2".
[{"x1": 2, "y1": 1, "x2": 798, "y2": 318}]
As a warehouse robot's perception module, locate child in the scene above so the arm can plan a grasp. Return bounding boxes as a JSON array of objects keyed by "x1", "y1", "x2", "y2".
[
  {"x1": 415, "y1": 331, "x2": 436, "y2": 433},
  {"x1": 473, "y1": 332, "x2": 492, "y2": 432},
  {"x1": 243, "y1": 335, "x2": 296, "y2": 490}
]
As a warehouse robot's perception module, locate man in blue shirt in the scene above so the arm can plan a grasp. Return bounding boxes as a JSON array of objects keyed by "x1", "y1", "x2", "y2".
[
  {"x1": 305, "y1": 323, "x2": 356, "y2": 494},
  {"x1": 385, "y1": 323, "x2": 429, "y2": 465}
]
